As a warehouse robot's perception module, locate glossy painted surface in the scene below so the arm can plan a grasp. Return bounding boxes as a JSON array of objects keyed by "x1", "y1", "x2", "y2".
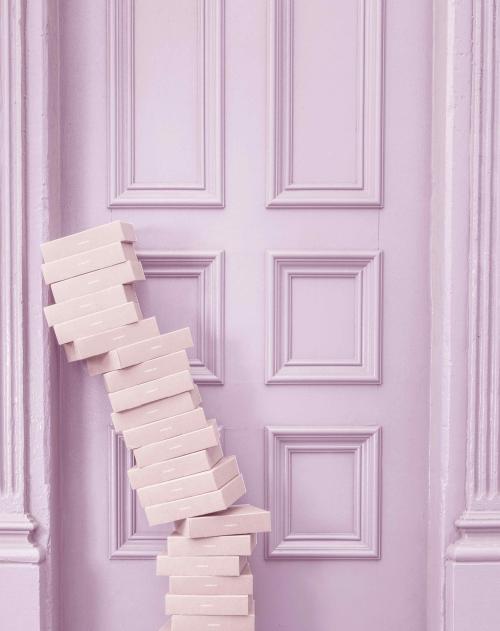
[{"x1": 57, "y1": 1, "x2": 432, "y2": 630}]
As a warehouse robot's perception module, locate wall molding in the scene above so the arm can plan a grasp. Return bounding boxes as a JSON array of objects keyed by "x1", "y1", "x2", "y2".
[
  {"x1": 265, "y1": 426, "x2": 381, "y2": 559},
  {"x1": 266, "y1": 251, "x2": 382, "y2": 384},
  {"x1": 108, "y1": 427, "x2": 166, "y2": 560},
  {"x1": 137, "y1": 251, "x2": 225, "y2": 384},
  {"x1": 267, "y1": 0, "x2": 384, "y2": 208},
  {"x1": 108, "y1": 0, "x2": 225, "y2": 208},
  {"x1": 109, "y1": 424, "x2": 226, "y2": 560},
  {"x1": 0, "y1": 0, "x2": 42, "y2": 564},
  {"x1": 448, "y1": 0, "x2": 500, "y2": 563}
]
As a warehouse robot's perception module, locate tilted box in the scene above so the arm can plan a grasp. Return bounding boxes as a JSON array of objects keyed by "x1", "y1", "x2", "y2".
[
  {"x1": 112, "y1": 386, "x2": 201, "y2": 432},
  {"x1": 175, "y1": 504, "x2": 271, "y2": 539},
  {"x1": 55, "y1": 301, "x2": 141, "y2": 344},
  {"x1": 44, "y1": 284, "x2": 137, "y2": 327},
  {"x1": 134, "y1": 421, "x2": 219, "y2": 468},
  {"x1": 51, "y1": 260, "x2": 145, "y2": 302},
  {"x1": 41, "y1": 220, "x2": 136, "y2": 262},
  {"x1": 128, "y1": 444, "x2": 223, "y2": 490},
  {"x1": 64, "y1": 317, "x2": 158, "y2": 362},
  {"x1": 87, "y1": 328, "x2": 193, "y2": 376},
  {"x1": 145, "y1": 473, "x2": 246, "y2": 526},
  {"x1": 42, "y1": 241, "x2": 138, "y2": 284},
  {"x1": 137, "y1": 456, "x2": 239, "y2": 507},
  {"x1": 103, "y1": 349, "x2": 190, "y2": 393}
]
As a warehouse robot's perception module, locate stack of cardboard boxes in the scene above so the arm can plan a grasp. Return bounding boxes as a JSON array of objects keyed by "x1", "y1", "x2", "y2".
[{"x1": 41, "y1": 221, "x2": 271, "y2": 631}]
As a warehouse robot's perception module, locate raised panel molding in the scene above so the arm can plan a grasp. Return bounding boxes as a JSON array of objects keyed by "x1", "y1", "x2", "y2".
[
  {"x1": 267, "y1": 0, "x2": 384, "y2": 208},
  {"x1": 138, "y1": 251, "x2": 225, "y2": 385},
  {"x1": 108, "y1": 0, "x2": 224, "y2": 208},
  {"x1": 266, "y1": 251, "x2": 382, "y2": 384},
  {"x1": 109, "y1": 425, "x2": 226, "y2": 559},
  {"x1": 108, "y1": 427, "x2": 165, "y2": 559},
  {"x1": 265, "y1": 426, "x2": 381, "y2": 559}
]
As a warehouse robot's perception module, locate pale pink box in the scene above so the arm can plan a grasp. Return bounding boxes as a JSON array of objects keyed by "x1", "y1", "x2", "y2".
[
  {"x1": 156, "y1": 553, "x2": 247, "y2": 577},
  {"x1": 168, "y1": 532, "x2": 257, "y2": 558},
  {"x1": 41, "y1": 220, "x2": 136, "y2": 263},
  {"x1": 169, "y1": 564, "x2": 253, "y2": 596},
  {"x1": 42, "y1": 241, "x2": 138, "y2": 285},
  {"x1": 145, "y1": 473, "x2": 246, "y2": 526},
  {"x1": 165, "y1": 594, "x2": 252, "y2": 616},
  {"x1": 169, "y1": 602, "x2": 255, "y2": 631},
  {"x1": 108, "y1": 370, "x2": 194, "y2": 413},
  {"x1": 103, "y1": 349, "x2": 190, "y2": 393},
  {"x1": 128, "y1": 444, "x2": 223, "y2": 490},
  {"x1": 137, "y1": 456, "x2": 239, "y2": 507},
  {"x1": 134, "y1": 421, "x2": 219, "y2": 468},
  {"x1": 51, "y1": 260, "x2": 145, "y2": 303},
  {"x1": 111, "y1": 385, "x2": 201, "y2": 432},
  {"x1": 175, "y1": 504, "x2": 271, "y2": 539},
  {"x1": 64, "y1": 317, "x2": 158, "y2": 362},
  {"x1": 87, "y1": 328, "x2": 193, "y2": 376},
  {"x1": 44, "y1": 284, "x2": 137, "y2": 327},
  {"x1": 122, "y1": 407, "x2": 207, "y2": 450},
  {"x1": 54, "y1": 301, "x2": 141, "y2": 344}
]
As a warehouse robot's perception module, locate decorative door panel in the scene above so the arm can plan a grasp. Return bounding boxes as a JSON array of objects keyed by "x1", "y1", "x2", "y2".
[{"x1": 59, "y1": 1, "x2": 432, "y2": 630}]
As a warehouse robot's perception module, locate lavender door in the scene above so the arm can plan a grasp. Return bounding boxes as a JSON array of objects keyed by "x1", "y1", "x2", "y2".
[{"x1": 59, "y1": 1, "x2": 431, "y2": 629}]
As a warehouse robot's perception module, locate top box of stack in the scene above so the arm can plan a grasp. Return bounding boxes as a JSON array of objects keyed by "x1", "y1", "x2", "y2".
[
  {"x1": 41, "y1": 221, "x2": 136, "y2": 263},
  {"x1": 42, "y1": 241, "x2": 138, "y2": 285}
]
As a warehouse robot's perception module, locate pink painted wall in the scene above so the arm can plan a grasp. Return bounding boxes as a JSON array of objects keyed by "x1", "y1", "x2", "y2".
[{"x1": 7, "y1": 1, "x2": 500, "y2": 631}]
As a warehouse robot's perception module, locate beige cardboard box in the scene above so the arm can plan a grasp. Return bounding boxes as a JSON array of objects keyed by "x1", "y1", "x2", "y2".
[
  {"x1": 64, "y1": 317, "x2": 158, "y2": 362},
  {"x1": 138, "y1": 456, "x2": 239, "y2": 507},
  {"x1": 41, "y1": 221, "x2": 136, "y2": 263},
  {"x1": 54, "y1": 301, "x2": 141, "y2": 344},
  {"x1": 122, "y1": 407, "x2": 207, "y2": 450},
  {"x1": 44, "y1": 284, "x2": 137, "y2": 327},
  {"x1": 165, "y1": 594, "x2": 252, "y2": 616},
  {"x1": 128, "y1": 444, "x2": 223, "y2": 490},
  {"x1": 42, "y1": 242, "x2": 138, "y2": 285},
  {"x1": 145, "y1": 473, "x2": 246, "y2": 526},
  {"x1": 108, "y1": 370, "x2": 193, "y2": 413},
  {"x1": 175, "y1": 504, "x2": 271, "y2": 539},
  {"x1": 104, "y1": 350, "x2": 190, "y2": 393},
  {"x1": 156, "y1": 553, "x2": 248, "y2": 577},
  {"x1": 169, "y1": 564, "x2": 253, "y2": 595},
  {"x1": 134, "y1": 421, "x2": 219, "y2": 469},
  {"x1": 112, "y1": 385, "x2": 201, "y2": 432},
  {"x1": 170, "y1": 602, "x2": 255, "y2": 631},
  {"x1": 51, "y1": 260, "x2": 145, "y2": 303},
  {"x1": 168, "y1": 533, "x2": 257, "y2": 558},
  {"x1": 87, "y1": 328, "x2": 193, "y2": 376}
]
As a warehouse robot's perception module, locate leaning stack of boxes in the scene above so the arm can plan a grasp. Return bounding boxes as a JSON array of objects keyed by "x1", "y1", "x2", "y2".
[{"x1": 41, "y1": 221, "x2": 271, "y2": 631}]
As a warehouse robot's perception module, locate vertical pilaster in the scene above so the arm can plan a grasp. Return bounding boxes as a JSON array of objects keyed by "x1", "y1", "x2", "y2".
[
  {"x1": 0, "y1": 0, "x2": 42, "y2": 563},
  {"x1": 446, "y1": 1, "x2": 500, "y2": 628}
]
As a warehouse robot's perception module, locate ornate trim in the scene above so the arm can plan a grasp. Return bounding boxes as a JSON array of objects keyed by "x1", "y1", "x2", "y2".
[
  {"x1": 108, "y1": 0, "x2": 225, "y2": 207},
  {"x1": 109, "y1": 425, "x2": 226, "y2": 560},
  {"x1": 0, "y1": 0, "x2": 41, "y2": 563},
  {"x1": 267, "y1": 0, "x2": 384, "y2": 208},
  {"x1": 265, "y1": 426, "x2": 381, "y2": 559},
  {"x1": 137, "y1": 251, "x2": 225, "y2": 384},
  {"x1": 265, "y1": 251, "x2": 382, "y2": 384}
]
